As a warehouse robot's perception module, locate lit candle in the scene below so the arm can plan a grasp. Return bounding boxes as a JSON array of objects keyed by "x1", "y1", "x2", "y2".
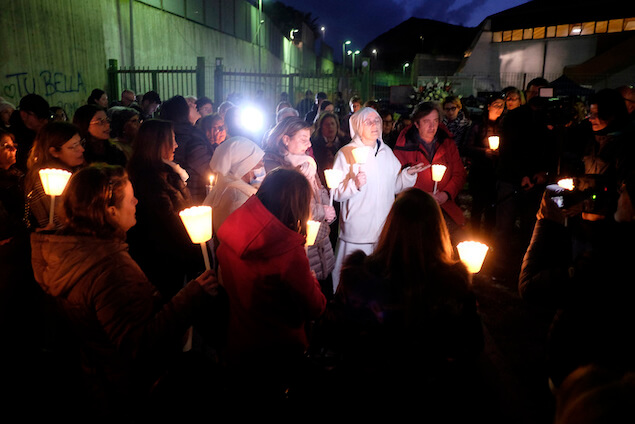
[
  {"x1": 179, "y1": 206, "x2": 213, "y2": 270},
  {"x1": 324, "y1": 169, "x2": 344, "y2": 207},
  {"x1": 488, "y1": 136, "x2": 500, "y2": 150},
  {"x1": 431, "y1": 164, "x2": 446, "y2": 194},
  {"x1": 39, "y1": 168, "x2": 72, "y2": 226},
  {"x1": 457, "y1": 241, "x2": 489, "y2": 274},
  {"x1": 305, "y1": 220, "x2": 320, "y2": 247},
  {"x1": 206, "y1": 174, "x2": 216, "y2": 196},
  {"x1": 557, "y1": 178, "x2": 574, "y2": 191},
  {"x1": 352, "y1": 146, "x2": 370, "y2": 164}
]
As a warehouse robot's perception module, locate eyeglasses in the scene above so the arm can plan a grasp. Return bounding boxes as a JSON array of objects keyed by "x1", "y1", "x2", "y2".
[
  {"x1": 90, "y1": 117, "x2": 110, "y2": 126},
  {"x1": 212, "y1": 125, "x2": 226, "y2": 132},
  {"x1": 66, "y1": 138, "x2": 86, "y2": 151},
  {"x1": 363, "y1": 118, "x2": 382, "y2": 127},
  {"x1": 0, "y1": 142, "x2": 17, "y2": 151},
  {"x1": 443, "y1": 106, "x2": 458, "y2": 112}
]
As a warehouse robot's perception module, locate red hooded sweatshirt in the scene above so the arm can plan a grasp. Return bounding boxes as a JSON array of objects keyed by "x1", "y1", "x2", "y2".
[{"x1": 216, "y1": 195, "x2": 327, "y2": 365}]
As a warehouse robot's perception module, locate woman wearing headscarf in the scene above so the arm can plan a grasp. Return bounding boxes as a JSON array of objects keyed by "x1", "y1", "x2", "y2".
[
  {"x1": 330, "y1": 107, "x2": 425, "y2": 292},
  {"x1": 204, "y1": 136, "x2": 265, "y2": 236}
]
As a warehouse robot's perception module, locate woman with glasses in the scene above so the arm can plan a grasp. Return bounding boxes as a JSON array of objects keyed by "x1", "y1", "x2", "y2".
[
  {"x1": 394, "y1": 101, "x2": 467, "y2": 244},
  {"x1": 73, "y1": 104, "x2": 127, "y2": 167},
  {"x1": 441, "y1": 96, "x2": 472, "y2": 153},
  {"x1": 24, "y1": 121, "x2": 85, "y2": 230},
  {"x1": 330, "y1": 107, "x2": 425, "y2": 292}
]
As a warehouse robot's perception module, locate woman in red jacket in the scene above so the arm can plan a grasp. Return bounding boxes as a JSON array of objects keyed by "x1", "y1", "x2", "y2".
[
  {"x1": 216, "y1": 167, "x2": 327, "y2": 403},
  {"x1": 393, "y1": 101, "x2": 467, "y2": 242}
]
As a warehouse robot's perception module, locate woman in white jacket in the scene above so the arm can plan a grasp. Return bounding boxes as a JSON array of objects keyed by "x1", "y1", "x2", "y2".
[
  {"x1": 204, "y1": 136, "x2": 265, "y2": 235},
  {"x1": 331, "y1": 107, "x2": 425, "y2": 291}
]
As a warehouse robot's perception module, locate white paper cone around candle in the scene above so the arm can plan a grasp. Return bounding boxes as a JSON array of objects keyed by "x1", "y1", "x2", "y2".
[
  {"x1": 352, "y1": 147, "x2": 370, "y2": 164},
  {"x1": 324, "y1": 169, "x2": 344, "y2": 207},
  {"x1": 39, "y1": 168, "x2": 72, "y2": 225},
  {"x1": 305, "y1": 220, "x2": 320, "y2": 247},
  {"x1": 431, "y1": 164, "x2": 446, "y2": 194},
  {"x1": 488, "y1": 136, "x2": 500, "y2": 150},
  {"x1": 457, "y1": 241, "x2": 489, "y2": 274},
  {"x1": 179, "y1": 206, "x2": 213, "y2": 270},
  {"x1": 557, "y1": 178, "x2": 574, "y2": 191}
]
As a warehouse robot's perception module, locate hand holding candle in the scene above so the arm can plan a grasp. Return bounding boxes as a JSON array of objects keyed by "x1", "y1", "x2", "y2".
[
  {"x1": 324, "y1": 168, "x2": 344, "y2": 207},
  {"x1": 457, "y1": 241, "x2": 489, "y2": 274},
  {"x1": 431, "y1": 164, "x2": 446, "y2": 194},
  {"x1": 179, "y1": 206, "x2": 213, "y2": 270},
  {"x1": 557, "y1": 178, "x2": 574, "y2": 191},
  {"x1": 39, "y1": 168, "x2": 72, "y2": 226},
  {"x1": 488, "y1": 136, "x2": 500, "y2": 150}
]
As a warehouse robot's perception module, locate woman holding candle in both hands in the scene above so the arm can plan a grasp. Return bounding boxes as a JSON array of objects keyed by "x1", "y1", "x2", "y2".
[
  {"x1": 330, "y1": 107, "x2": 426, "y2": 292},
  {"x1": 215, "y1": 167, "x2": 327, "y2": 404},
  {"x1": 394, "y1": 101, "x2": 467, "y2": 243},
  {"x1": 25, "y1": 121, "x2": 85, "y2": 230},
  {"x1": 263, "y1": 116, "x2": 337, "y2": 298},
  {"x1": 30, "y1": 163, "x2": 220, "y2": 422}
]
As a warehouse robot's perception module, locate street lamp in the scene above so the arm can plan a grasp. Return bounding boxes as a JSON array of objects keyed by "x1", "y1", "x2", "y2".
[
  {"x1": 372, "y1": 49, "x2": 377, "y2": 59},
  {"x1": 352, "y1": 50, "x2": 360, "y2": 73},
  {"x1": 402, "y1": 62, "x2": 410, "y2": 77},
  {"x1": 290, "y1": 28, "x2": 299, "y2": 40},
  {"x1": 320, "y1": 26, "x2": 325, "y2": 39},
  {"x1": 342, "y1": 40, "x2": 351, "y2": 66}
]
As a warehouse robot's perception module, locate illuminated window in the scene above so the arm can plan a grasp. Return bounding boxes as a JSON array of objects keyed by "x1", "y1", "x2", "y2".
[
  {"x1": 503, "y1": 30, "x2": 512, "y2": 41},
  {"x1": 581, "y1": 22, "x2": 595, "y2": 35},
  {"x1": 608, "y1": 19, "x2": 624, "y2": 32},
  {"x1": 523, "y1": 28, "x2": 533, "y2": 39},
  {"x1": 533, "y1": 27, "x2": 545, "y2": 39},
  {"x1": 556, "y1": 24, "x2": 569, "y2": 37},
  {"x1": 493, "y1": 31, "x2": 503, "y2": 42},
  {"x1": 569, "y1": 24, "x2": 582, "y2": 35},
  {"x1": 596, "y1": 21, "x2": 608, "y2": 33},
  {"x1": 546, "y1": 26, "x2": 556, "y2": 37},
  {"x1": 512, "y1": 29, "x2": 523, "y2": 40},
  {"x1": 626, "y1": 18, "x2": 635, "y2": 31}
]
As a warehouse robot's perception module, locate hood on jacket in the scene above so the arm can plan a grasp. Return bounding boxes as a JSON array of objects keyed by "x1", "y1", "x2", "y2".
[
  {"x1": 30, "y1": 232, "x2": 128, "y2": 297},
  {"x1": 217, "y1": 195, "x2": 305, "y2": 260},
  {"x1": 396, "y1": 123, "x2": 452, "y2": 151},
  {"x1": 210, "y1": 136, "x2": 264, "y2": 179}
]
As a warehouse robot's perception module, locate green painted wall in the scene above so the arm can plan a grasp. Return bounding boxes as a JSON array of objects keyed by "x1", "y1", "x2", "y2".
[{"x1": 0, "y1": 0, "x2": 315, "y2": 116}]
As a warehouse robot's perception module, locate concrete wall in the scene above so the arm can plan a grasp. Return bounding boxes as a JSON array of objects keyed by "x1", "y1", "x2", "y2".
[
  {"x1": 459, "y1": 29, "x2": 601, "y2": 92},
  {"x1": 0, "y1": 0, "x2": 315, "y2": 116}
]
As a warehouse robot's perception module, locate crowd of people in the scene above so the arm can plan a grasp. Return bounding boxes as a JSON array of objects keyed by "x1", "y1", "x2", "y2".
[{"x1": 1, "y1": 79, "x2": 635, "y2": 421}]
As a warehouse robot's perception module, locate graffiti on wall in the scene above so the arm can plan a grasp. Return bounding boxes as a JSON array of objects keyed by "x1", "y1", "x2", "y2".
[{"x1": 2, "y1": 70, "x2": 87, "y2": 115}]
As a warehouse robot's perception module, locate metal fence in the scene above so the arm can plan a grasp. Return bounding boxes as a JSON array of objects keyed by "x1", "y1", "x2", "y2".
[{"x1": 107, "y1": 58, "x2": 206, "y2": 103}]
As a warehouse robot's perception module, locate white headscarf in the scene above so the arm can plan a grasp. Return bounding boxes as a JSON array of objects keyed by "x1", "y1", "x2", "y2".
[
  {"x1": 209, "y1": 136, "x2": 264, "y2": 179},
  {"x1": 349, "y1": 107, "x2": 383, "y2": 143}
]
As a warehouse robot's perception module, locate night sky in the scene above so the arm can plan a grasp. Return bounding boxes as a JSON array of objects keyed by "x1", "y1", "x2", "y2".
[{"x1": 276, "y1": 0, "x2": 532, "y2": 52}]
